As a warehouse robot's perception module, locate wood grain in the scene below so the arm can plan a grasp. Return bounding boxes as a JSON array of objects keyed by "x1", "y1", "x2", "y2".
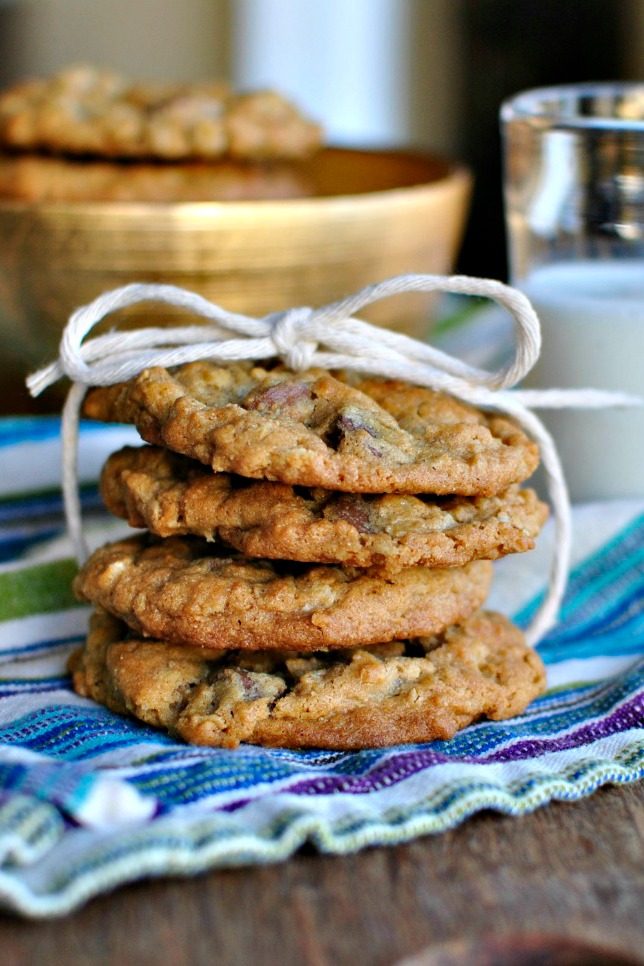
[{"x1": 1, "y1": 782, "x2": 643, "y2": 966}]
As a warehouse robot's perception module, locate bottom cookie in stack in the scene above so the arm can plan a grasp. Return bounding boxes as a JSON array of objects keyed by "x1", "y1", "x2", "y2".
[{"x1": 69, "y1": 607, "x2": 546, "y2": 750}]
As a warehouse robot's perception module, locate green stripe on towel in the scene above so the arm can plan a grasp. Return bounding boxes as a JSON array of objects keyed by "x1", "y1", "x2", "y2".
[{"x1": 0, "y1": 560, "x2": 80, "y2": 621}]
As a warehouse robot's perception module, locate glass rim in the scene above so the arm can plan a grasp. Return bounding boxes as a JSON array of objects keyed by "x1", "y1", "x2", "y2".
[{"x1": 500, "y1": 81, "x2": 644, "y2": 130}]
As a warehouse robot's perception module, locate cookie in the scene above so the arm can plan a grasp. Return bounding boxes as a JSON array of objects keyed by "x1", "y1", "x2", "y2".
[
  {"x1": 0, "y1": 64, "x2": 322, "y2": 161},
  {"x1": 69, "y1": 608, "x2": 546, "y2": 749},
  {"x1": 101, "y1": 445, "x2": 548, "y2": 572},
  {"x1": 72, "y1": 535, "x2": 493, "y2": 651},
  {"x1": 83, "y1": 363, "x2": 539, "y2": 496},
  {"x1": 0, "y1": 153, "x2": 314, "y2": 203}
]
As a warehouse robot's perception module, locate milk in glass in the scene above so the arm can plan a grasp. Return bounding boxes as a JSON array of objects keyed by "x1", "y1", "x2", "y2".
[
  {"x1": 502, "y1": 82, "x2": 644, "y2": 500},
  {"x1": 522, "y1": 260, "x2": 644, "y2": 500}
]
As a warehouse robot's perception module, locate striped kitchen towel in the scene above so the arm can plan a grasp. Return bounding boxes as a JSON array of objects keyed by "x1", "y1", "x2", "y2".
[{"x1": 0, "y1": 416, "x2": 642, "y2": 917}]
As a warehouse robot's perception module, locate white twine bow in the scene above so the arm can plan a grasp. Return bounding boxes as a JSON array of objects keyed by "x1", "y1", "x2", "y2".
[{"x1": 27, "y1": 273, "x2": 643, "y2": 648}]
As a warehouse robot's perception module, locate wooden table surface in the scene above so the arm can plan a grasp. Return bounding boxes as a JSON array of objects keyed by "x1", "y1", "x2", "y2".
[{"x1": 0, "y1": 781, "x2": 642, "y2": 966}]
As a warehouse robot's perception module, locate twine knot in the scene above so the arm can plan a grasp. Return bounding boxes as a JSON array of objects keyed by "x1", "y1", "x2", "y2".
[{"x1": 269, "y1": 306, "x2": 318, "y2": 371}]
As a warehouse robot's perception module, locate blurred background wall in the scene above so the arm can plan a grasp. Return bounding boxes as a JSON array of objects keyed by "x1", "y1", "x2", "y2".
[{"x1": 0, "y1": 0, "x2": 641, "y2": 279}]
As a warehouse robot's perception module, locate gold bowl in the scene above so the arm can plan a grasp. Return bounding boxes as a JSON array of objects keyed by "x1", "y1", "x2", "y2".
[{"x1": 0, "y1": 146, "x2": 471, "y2": 404}]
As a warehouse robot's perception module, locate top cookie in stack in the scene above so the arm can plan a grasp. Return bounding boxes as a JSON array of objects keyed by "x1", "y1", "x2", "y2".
[
  {"x1": 70, "y1": 362, "x2": 547, "y2": 749},
  {"x1": 81, "y1": 362, "x2": 539, "y2": 494}
]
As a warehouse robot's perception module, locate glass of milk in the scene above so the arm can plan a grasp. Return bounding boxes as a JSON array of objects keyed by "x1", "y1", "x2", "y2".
[{"x1": 501, "y1": 83, "x2": 644, "y2": 501}]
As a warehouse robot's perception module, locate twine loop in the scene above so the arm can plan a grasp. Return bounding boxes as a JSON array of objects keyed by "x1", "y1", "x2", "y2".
[{"x1": 27, "y1": 272, "x2": 644, "y2": 648}]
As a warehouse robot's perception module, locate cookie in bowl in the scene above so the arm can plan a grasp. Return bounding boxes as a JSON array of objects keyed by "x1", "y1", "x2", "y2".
[{"x1": 0, "y1": 63, "x2": 323, "y2": 162}]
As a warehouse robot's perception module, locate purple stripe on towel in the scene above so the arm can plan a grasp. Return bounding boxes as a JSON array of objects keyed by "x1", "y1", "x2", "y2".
[
  {"x1": 266, "y1": 692, "x2": 644, "y2": 799},
  {"x1": 485, "y1": 692, "x2": 644, "y2": 764}
]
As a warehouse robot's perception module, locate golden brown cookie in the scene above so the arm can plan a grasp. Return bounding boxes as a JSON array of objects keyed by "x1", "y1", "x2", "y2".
[
  {"x1": 83, "y1": 363, "x2": 539, "y2": 496},
  {"x1": 0, "y1": 153, "x2": 314, "y2": 202},
  {"x1": 72, "y1": 535, "x2": 493, "y2": 651},
  {"x1": 101, "y1": 445, "x2": 548, "y2": 572},
  {"x1": 69, "y1": 608, "x2": 546, "y2": 749},
  {"x1": 0, "y1": 64, "x2": 322, "y2": 161}
]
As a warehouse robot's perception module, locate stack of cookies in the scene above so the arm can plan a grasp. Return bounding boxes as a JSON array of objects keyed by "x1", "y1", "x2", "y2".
[{"x1": 69, "y1": 362, "x2": 548, "y2": 749}]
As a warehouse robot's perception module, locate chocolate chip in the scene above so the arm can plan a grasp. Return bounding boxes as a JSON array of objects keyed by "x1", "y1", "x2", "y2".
[
  {"x1": 324, "y1": 410, "x2": 378, "y2": 450},
  {"x1": 336, "y1": 411, "x2": 378, "y2": 437},
  {"x1": 244, "y1": 381, "x2": 311, "y2": 412},
  {"x1": 236, "y1": 668, "x2": 263, "y2": 700},
  {"x1": 331, "y1": 495, "x2": 376, "y2": 534}
]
